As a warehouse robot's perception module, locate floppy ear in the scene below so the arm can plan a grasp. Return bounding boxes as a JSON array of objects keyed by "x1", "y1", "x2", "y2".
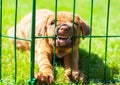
[
  {"x1": 79, "y1": 19, "x2": 90, "y2": 36},
  {"x1": 37, "y1": 16, "x2": 50, "y2": 36},
  {"x1": 37, "y1": 21, "x2": 47, "y2": 36}
]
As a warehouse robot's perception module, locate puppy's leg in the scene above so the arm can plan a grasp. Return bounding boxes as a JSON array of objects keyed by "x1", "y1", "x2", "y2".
[
  {"x1": 64, "y1": 50, "x2": 85, "y2": 82},
  {"x1": 71, "y1": 50, "x2": 85, "y2": 82},
  {"x1": 64, "y1": 53, "x2": 72, "y2": 81},
  {"x1": 8, "y1": 28, "x2": 30, "y2": 51},
  {"x1": 35, "y1": 44, "x2": 54, "y2": 84}
]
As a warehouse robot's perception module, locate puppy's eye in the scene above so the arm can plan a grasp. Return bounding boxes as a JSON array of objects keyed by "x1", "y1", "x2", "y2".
[
  {"x1": 74, "y1": 22, "x2": 78, "y2": 25},
  {"x1": 50, "y1": 20, "x2": 55, "y2": 25},
  {"x1": 71, "y1": 21, "x2": 78, "y2": 25}
]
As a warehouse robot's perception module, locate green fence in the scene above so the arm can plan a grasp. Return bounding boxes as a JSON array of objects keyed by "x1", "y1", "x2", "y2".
[{"x1": 0, "y1": 0, "x2": 120, "y2": 84}]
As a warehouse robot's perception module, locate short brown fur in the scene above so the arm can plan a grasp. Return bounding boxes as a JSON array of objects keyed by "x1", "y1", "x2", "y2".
[{"x1": 8, "y1": 9, "x2": 90, "y2": 84}]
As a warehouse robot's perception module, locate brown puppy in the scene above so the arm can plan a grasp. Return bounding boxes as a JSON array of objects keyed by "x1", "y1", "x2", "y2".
[{"x1": 8, "y1": 9, "x2": 90, "y2": 84}]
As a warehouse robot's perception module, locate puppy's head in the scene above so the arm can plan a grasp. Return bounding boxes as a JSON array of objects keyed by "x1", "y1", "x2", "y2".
[{"x1": 39, "y1": 12, "x2": 90, "y2": 48}]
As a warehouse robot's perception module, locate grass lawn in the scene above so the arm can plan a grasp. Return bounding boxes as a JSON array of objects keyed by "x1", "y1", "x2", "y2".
[{"x1": 0, "y1": 0, "x2": 120, "y2": 85}]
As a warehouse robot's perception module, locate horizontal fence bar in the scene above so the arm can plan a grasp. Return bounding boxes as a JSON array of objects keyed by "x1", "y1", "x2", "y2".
[
  {"x1": 75, "y1": 35, "x2": 120, "y2": 38},
  {"x1": 1, "y1": 35, "x2": 31, "y2": 41},
  {"x1": 1, "y1": 78, "x2": 120, "y2": 84},
  {"x1": 35, "y1": 36, "x2": 55, "y2": 38},
  {"x1": 36, "y1": 35, "x2": 120, "y2": 39},
  {"x1": 1, "y1": 35, "x2": 120, "y2": 40},
  {"x1": 36, "y1": 35, "x2": 120, "y2": 38}
]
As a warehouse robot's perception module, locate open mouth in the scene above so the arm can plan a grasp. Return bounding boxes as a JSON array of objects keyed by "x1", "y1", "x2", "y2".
[{"x1": 56, "y1": 36, "x2": 72, "y2": 47}]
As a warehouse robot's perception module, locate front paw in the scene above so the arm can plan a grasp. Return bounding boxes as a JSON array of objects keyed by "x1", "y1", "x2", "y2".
[
  {"x1": 65, "y1": 69, "x2": 85, "y2": 83},
  {"x1": 35, "y1": 71, "x2": 54, "y2": 84},
  {"x1": 65, "y1": 69, "x2": 72, "y2": 81},
  {"x1": 72, "y1": 70, "x2": 85, "y2": 83}
]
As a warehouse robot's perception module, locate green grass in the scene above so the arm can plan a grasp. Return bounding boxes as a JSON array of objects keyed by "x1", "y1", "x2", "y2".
[{"x1": 1, "y1": 0, "x2": 120, "y2": 84}]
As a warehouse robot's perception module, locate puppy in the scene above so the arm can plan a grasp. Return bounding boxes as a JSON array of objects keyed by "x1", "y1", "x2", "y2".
[{"x1": 8, "y1": 9, "x2": 90, "y2": 84}]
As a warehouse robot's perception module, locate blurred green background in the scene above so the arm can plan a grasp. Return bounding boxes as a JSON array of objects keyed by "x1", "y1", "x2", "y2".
[{"x1": 1, "y1": 0, "x2": 120, "y2": 84}]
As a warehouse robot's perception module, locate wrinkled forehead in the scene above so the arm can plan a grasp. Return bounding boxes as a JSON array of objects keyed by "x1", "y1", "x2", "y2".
[
  {"x1": 48, "y1": 12, "x2": 80, "y2": 22},
  {"x1": 57, "y1": 12, "x2": 73, "y2": 21}
]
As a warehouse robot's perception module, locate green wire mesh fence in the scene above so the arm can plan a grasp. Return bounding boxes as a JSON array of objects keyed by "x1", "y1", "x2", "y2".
[{"x1": 0, "y1": 0, "x2": 120, "y2": 84}]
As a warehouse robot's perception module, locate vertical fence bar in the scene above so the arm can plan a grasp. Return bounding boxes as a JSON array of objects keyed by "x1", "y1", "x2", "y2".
[
  {"x1": 53, "y1": 0, "x2": 57, "y2": 77},
  {"x1": 71, "y1": 0, "x2": 76, "y2": 84},
  {"x1": 104, "y1": 0, "x2": 110, "y2": 82},
  {"x1": 14, "y1": 0, "x2": 18, "y2": 83},
  {"x1": 28, "y1": 0, "x2": 36, "y2": 84},
  {"x1": 72, "y1": 0, "x2": 76, "y2": 42},
  {"x1": 0, "y1": 0, "x2": 2, "y2": 80},
  {"x1": 88, "y1": 0, "x2": 93, "y2": 82}
]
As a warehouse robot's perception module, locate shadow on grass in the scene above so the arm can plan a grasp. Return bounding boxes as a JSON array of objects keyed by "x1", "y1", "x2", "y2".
[
  {"x1": 54, "y1": 48, "x2": 119, "y2": 84},
  {"x1": 78, "y1": 48, "x2": 119, "y2": 83}
]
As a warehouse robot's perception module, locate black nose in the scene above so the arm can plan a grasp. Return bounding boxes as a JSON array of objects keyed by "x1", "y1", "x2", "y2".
[
  {"x1": 59, "y1": 25, "x2": 70, "y2": 31},
  {"x1": 57, "y1": 24, "x2": 71, "y2": 33}
]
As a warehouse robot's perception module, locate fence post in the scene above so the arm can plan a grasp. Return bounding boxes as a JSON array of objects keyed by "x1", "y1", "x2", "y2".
[
  {"x1": 14, "y1": 0, "x2": 18, "y2": 83},
  {"x1": 52, "y1": 0, "x2": 57, "y2": 78},
  {"x1": 71, "y1": 0, "x2": 76, "y2": 84},
  {"x1": 104, "y1": 0, "x2": 110, "y2": 82},
  {"x1": 0, "y1": 0, "x2": 2, "y2": 81},
  {"x1": 28, "y1": 0, "x2": 36, "y2": 85},
  {"x1": 88, "y1": 0, "x2": 93, "y2": 82}
]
